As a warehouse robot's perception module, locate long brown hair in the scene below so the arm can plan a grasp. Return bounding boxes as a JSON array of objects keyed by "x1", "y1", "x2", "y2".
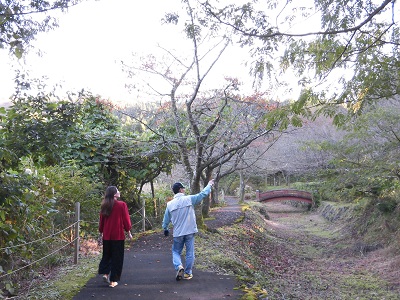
[{"x1": 100, "y1": 186, "x2": 118, "y2": 216}]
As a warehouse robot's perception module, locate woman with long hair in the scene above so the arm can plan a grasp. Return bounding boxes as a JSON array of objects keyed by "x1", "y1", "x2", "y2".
[{"x1": 98, "y1": 186, "x2": 132, "y2": 288}]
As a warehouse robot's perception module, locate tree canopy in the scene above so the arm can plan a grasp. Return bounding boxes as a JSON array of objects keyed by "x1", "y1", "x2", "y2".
[
  {"x1": 0, "y1": 0, "x2": 84, "y2": 58},
  {"x1": 199, "y1": 0, "x2": 399, "y2": 123}
]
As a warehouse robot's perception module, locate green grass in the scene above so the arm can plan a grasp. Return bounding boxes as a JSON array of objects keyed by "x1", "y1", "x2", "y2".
[{"x1": 19, "y1": 256, "x2": 98, "y2": 300}]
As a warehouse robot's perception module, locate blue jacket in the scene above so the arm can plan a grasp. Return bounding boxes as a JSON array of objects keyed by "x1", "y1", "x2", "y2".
[{"x1": 162, "y1": 184, "x2": 212, "y2": 237}]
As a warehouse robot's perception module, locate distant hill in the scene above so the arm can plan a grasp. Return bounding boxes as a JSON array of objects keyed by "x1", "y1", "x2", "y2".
[{"x1": 0, "y1": 100, "x2": 12, "y2": 108}]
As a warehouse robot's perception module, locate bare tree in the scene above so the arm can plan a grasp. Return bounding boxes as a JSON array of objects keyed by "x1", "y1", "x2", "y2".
[
  {"x1": 122, "y1": 2, "x2": 284, "y2": 223},
  {"x1": 248, "y1": 114, "x2": 346, "y2": 187}
]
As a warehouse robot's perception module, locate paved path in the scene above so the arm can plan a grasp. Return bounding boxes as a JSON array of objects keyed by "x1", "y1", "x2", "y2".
[{"x1": 73, "y1": 197, "x2": 244, "y2": 300}]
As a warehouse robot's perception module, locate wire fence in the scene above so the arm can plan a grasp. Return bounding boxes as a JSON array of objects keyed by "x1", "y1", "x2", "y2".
[
  {"x1": 0, "y1": 223, "x2": 77, "y2": 252},
  {"x1": 0, "y1": 235, "x2": 79, "y2": 279},
  {"x1": 0, "y1": 202, "x2": 156, "y2": 283}
]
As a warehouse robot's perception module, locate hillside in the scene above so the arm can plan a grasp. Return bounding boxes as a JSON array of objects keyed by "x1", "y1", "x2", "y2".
[{"x1": 197, "y1": 200, "x2": 400, "y2": 299}]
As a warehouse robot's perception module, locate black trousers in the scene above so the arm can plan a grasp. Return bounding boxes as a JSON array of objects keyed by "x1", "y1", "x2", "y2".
[{"x1": 98, "y1": 240, "x2": 125, "y2": 282}]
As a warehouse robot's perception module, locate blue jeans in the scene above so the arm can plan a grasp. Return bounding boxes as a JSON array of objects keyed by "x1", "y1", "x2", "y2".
[{"x1": 172, "y1": 233, "x2": 195, "y2": 275}]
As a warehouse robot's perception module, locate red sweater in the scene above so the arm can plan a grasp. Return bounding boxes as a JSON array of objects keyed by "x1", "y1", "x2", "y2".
[{"x1": 99, "y1": 200, "x2": 132, "y2": 240}]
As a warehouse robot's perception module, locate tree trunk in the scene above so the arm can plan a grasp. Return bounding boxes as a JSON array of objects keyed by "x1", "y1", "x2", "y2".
[
  {"x1": 191, "y1": 177, "x2": 205, "y2": 229},
  {"x1": 239, "y1": 171, "x2": 245, "y2": 203},
  {"x1": 150, "y1": 180, "x2": 155, "y2": 197},
  {"x1": 201, "y1": 169, "x2": 214, "y2": 220},
  {"x1": 202, "y1": 195, "x2": 210, "y2": 218},
  {"x1": 212, "y1": 180, "x2": 219, "y2": 206}
]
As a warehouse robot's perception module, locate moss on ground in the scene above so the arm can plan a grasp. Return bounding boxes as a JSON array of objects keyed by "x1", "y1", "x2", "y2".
[
  {"x1": 18, "y1": 257, "x2": 98, "y2": 300},
  {"x1": 196, "y1": 201, "x2": 400, "y2": 300}
]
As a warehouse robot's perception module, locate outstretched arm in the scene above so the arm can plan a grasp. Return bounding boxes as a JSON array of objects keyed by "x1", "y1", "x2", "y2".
[{"x1": 190, "y1": 179, "x2": 215, "y2": 205}]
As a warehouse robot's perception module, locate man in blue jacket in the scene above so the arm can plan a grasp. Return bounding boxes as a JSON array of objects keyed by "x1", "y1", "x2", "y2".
[{"x1": 162, "y1": 179, "x2": 214, "y2": 281}]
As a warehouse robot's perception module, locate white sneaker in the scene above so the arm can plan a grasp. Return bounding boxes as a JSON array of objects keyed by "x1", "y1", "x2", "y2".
[{"x1": 176, "y1": 266, "x2": 184, "y2": 281}]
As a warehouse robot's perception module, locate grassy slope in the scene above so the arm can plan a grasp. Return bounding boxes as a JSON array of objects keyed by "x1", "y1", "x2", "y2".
[{"x1": 196, "y1": 201, "x2": 400, "y2": 300}]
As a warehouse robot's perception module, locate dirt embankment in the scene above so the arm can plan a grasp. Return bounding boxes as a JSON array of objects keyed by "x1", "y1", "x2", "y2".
[
  {"x1": 199, "y1": 200, "x2": 400, "y2": 300},
  {"x1": 263, "y1": 202, "x2": 400, "y2": 299}
]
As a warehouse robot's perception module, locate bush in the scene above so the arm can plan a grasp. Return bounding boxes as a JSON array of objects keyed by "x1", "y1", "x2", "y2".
[
  {"x1": 375, "y1": 198, "x2": 398, "y2": 214},
  {"x1": 130, "y1": 184, "x2": 172, "y2": 232},
  {"x1": 42, "y1": 166, "x2": 103, "y2": 236},
  {"x1": 0, "y1": 165, "x2": 103, "y2": 297}
]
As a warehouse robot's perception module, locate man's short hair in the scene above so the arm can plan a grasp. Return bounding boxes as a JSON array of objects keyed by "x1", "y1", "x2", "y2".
[{"x1": 172, "y1": 182, "x2": 185, "y2": 194}]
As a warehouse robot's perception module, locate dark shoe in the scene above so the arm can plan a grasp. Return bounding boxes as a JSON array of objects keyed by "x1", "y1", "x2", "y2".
[
  {"x1": 176, "y1": 266, "x2": 184, "y2": 281},
  {"x1": 183, "y1": 273, "x2": 193, "y2": 280},
  {"x1": 102, "y1": 274, "x2": 110, "y2": 284}
]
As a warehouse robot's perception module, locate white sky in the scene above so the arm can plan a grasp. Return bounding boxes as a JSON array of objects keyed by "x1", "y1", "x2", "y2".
[
  {"x1": 0, "y1": 0, "x2": 325, "y2": 106},
  {"x1": 1, "y1": 0, "x2": 181, "y2": 103},
  {"x1": 1, "y1": 0, "x2": 395, "y2": 109},
  {"x1": 0, "y1": 0, "x2": 259, "y2": 105}
]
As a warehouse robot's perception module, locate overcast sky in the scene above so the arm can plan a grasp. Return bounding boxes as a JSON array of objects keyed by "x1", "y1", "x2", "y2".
[
  {"x1": 0, "y1": 0, "x2": 259, "y2": 105},
  {"x1": 0, "y1": 0, "x2": 183, "y2": 102},
  {"x1": 0, "y1": 0, "x2": 325, "y2": 106}
]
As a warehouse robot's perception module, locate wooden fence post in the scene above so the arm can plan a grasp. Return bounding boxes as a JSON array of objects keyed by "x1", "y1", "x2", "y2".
[
  {"x1": 74, "y1": 202, "x2": 80, "y2": 264},
  {"x1": 142, "y1": 197, "x2": 146, "y2": 232}
]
